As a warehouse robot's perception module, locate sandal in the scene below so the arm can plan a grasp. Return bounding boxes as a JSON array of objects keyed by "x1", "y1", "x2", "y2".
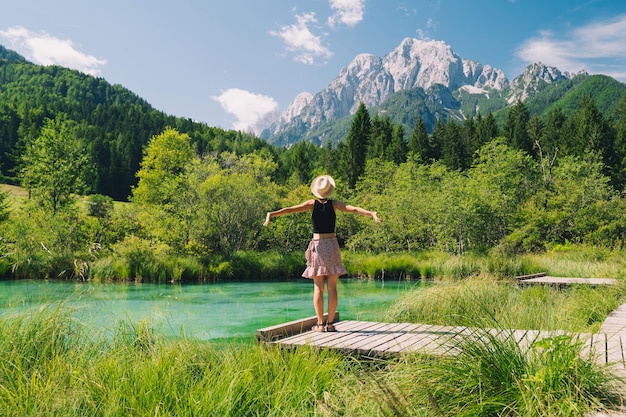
[
  {"x1": 325, "y1": 323, "x2": 336, "y2": 332},
  {"x1": 312, "y1": 323, "x2": 326, "y2": 332}
]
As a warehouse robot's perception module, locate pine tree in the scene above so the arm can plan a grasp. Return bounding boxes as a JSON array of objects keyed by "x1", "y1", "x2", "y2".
[
  {"x1": 408, "y1": 115, "x2": 430, "y2": 161},
  {"x1": 504, "y1": 100, "x2": 532, "y2": 155},
  {"x1": 291, "y1": 141, "x2": 314, "y2": 183},
  {"x1": 368, "y1": 115, "x2": 392, "y2": 160},
  {"x1": 613, "y1": 92, "x2": 626, "y2": 189},
  {"x1": 461, "y1": 116, "x2": 477, "y2": 158},
  {"x1": 339, "y1": 102, "x2": 371, "y2": 188},
  {"x1": 430, "y1": 117, "x2": 445, "y2": 161},
  {"x1": 390, "y1": 124, "x2": 407, "y2": 164},
  {"x1": 527, "y1": 114, "x2": 545, "y2": 155},
  {"x1": 543, "y1": 107, "x2": 567, "y2": 156},
  {"x1": 476, "y1": 112, "x2": 500, "y2": 146},
  {"x1": 571, "y1": 96, "x2": 613, "y2": 161},
  {"x1": 441, "y1": 119, "x2": 465, "y2": 170}
]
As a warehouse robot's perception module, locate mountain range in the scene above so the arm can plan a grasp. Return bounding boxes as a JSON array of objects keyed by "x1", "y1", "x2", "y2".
[{"x1": 261, "y1": 37, "x2": 625, "y2": 147}]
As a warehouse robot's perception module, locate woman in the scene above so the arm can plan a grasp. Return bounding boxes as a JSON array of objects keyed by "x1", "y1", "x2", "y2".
[{"x1": 263, "y1": 175, "x2": 381, "y2": 332}]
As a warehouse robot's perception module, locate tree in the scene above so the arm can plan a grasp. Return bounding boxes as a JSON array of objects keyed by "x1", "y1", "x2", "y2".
[
  {"x1": 526, "y1": 115, "x2": 544, "y2": 155},
  {"x1": 504, "y1": 100, "x2": 532, "y2": 156},
  {"x1": 542, "y1": 107, "x2": 567, "y2": 157},
  {"x1": 389, "y1": 124, "x2": 407, "y2": 164},
  {"x1": 19, "y1": 117, "x2": 92, "y2": 214},
  {"x1": 430, "y1": 117, "x2": 445, "y2": 161},
  {"x1": 612, "y1": 92, "x2": 626, "y2": 189},
  {"x1": 461, "y1": 116, "x2": 477, "y2": 159},
  {"x1": 339, "y1": 102, "x2": 371, "y2": 188},
  {"x1": 320, "y1": 140, "x2": 337, "y2": 176},
  {"x1": 570, "y1": 96, "x2": 614, "y2": 169},
  {"x1": 290, "y1": 141, "x2": 317, "y2": 184},
  {"x1": 441, "y1": 119, "x2": 466, "y2": 170},
  {"x1": 194, "y1": 170, "x2": 272, "y2": 255},
  {"x1": 468, "y1": 139, "x2": 538, "y2": 248},
  {"x1": 475, "y1": 112, "x2": 499, "y2": 148},
  {"x1": 132, "y1": 127, "x2": 198, "y2": 251},
  {"x1": 133, "y1": 127, "x2": 195, "y2": 206},
  {"x1": 517, "y1": 154, "x2": 615, "y2": 250},
  {"x1": 408, "y1": 115, "x2": 430, "y2": 161},
  {"x1": 368, "y1": 115, "x2": 393, "y2": 160}
]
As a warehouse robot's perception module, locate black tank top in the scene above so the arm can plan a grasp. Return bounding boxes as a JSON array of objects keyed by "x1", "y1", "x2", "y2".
[{"x1": 312, "y1": 199, "x2": 336, "y2": 233}]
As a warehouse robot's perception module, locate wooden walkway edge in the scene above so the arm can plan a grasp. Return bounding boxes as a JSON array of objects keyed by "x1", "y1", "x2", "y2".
[
  {"x1": 516, "y1": 272, "x2": 618, "y2": 286},
  {"x1": 257, "y1": 316, "x2": 625, "y2": 367},
  {"x1": 256, "y1": 275, "x2": 626, "y2": 370},
  {"x1": 257, "y1": 277, "x2": 626, "y2": 416}
]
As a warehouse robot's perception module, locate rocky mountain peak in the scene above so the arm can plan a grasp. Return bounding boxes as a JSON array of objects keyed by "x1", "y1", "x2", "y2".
[
  {"x1": 263, "y1": 38, "x2": 588, "y2": 146},
  {"x1": 263, "y1": 38, "x2": 510, "y2": 141},
  {"x1": 508, "y1": 61, "x2": 571, "y2": 103}
]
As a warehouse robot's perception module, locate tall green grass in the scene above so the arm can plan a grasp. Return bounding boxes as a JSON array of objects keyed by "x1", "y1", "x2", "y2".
[
  {"x1": 345, "y1": 245, "x2": 626, "y2": 282},
  {"x1": 0, "y1": 303, "x2": 347, "y2": 416},
  {"x1": 385, "y1": 277, "x2": 626, "y2": 333},
  {"x1": 0, "y1": 296, "x2": 624, "y2": 416},
  {"x1": 354, "y1": 328, "x2": 623, "y2": 416}
]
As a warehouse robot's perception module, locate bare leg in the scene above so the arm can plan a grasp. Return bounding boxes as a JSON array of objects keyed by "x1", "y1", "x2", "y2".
[
  {"x1": 326, "y1": 274, "x2": 339, "y2": 324},
  {"x1": 313, "y1": 275, "x2": 325, "y2": 325}
]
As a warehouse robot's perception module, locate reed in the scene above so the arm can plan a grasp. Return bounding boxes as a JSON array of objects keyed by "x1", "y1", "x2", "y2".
[
  {"x1": 345, "y1": 245, "x2": 626, "y2": 282},
  {"x1": 384, "y1": 276, "x2": 625, "y2": 333},
  {"x1": 0, "y1": 303, "x2": 347, "y2": 416},
  {"x1": 0, "y1": 295, "x2": 623, "y2": 416},
  {"x1": 361, "y1": 327, "x2": 623, "y2": 416}
]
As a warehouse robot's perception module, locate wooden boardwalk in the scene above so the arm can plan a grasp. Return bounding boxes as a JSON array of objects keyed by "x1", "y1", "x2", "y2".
[
  {"x1": 257, "y1": 315, "x2": 583, "y2": 359},
  {"x1": 256, "y1": 275, "x2": 626, "y2": 371},
  {"x1": 257, "y1": 277, "x2": 626, "y2": 417},
  {"x1": 516, "y1": 272, "x2": 618, "y2": 287}
]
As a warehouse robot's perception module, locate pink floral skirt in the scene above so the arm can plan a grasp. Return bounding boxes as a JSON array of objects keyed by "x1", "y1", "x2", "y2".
[{"x1": 302, "y1": 237, "x2": 348, "y2": 278}]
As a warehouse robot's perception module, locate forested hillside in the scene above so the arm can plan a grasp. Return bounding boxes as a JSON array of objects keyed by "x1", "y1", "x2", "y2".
[{"x1": 0, "y1": 46, "x2": 278, "y2": 200}]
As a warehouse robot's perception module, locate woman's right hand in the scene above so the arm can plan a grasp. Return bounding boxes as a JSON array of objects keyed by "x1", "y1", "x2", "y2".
[{"x1": 263, "y1": 212, "x2": 272, "y2": 226}]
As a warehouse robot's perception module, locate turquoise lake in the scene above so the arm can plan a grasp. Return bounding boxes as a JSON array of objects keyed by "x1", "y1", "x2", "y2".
[{"x1": 0, "y1": 278, "x2": 421, "y2": 340}]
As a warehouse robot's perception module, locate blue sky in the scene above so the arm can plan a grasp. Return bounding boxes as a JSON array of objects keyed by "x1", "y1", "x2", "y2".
[{"x1": 1, "y1": 0, "x2": 625, "y2": 133}]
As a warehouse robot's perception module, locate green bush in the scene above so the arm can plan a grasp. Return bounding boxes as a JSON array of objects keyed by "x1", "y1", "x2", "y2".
[{"x1": 84, "y1": 193, "x2": 114, "y2": 218}]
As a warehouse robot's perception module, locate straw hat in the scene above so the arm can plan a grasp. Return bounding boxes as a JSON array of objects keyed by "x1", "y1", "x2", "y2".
[{"x1": 310, "y1": 175, "x2": 336, "y2": 199}]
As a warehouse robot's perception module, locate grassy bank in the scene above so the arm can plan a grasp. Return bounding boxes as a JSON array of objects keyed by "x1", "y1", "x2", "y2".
[
  {"x1": 2, "y1": 268, "x2": 626, "y2": 416},
  {"x1": 344, "y1": 244, "x2": 626, "y2": 281},
  {"x1": 385, "y1": 277, "x2": 626, "y2": 333}
]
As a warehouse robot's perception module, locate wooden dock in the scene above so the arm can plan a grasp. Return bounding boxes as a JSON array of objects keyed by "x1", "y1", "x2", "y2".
[
  {"x1": 257, "y1": 313, "x2": 626, "y2": 370},
  {"x1": 516, "y1": 272, "x2": 618, "y2": 286},
  {"x1": 257, "y1": 315, "x2": 578, "y2": 358},
  {"x1": 257, "y1": 282, "x2": 626, "y2": 417}
]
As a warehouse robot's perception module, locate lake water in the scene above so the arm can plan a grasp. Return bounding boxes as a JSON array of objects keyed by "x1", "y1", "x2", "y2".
[{"x1": 0, "y1": 278, "x2": 420, "y2": 341}]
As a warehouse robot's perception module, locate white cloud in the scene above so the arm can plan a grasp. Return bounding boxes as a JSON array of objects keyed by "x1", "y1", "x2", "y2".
[
  {"x1": 0, "y1": 25, "x2": 106, "y2": 75},
  {"x1": 270, "y1": 12, "x2": 333, "y2": 65},
  {"x1": 516, "y1": 14, "x2": 626, "y2": 81},
  {"x1": 212, "y1": 88, "x2": 278, "y2": 133},
  {"x1": 328, "y1": 0, "x2": 365, "y2": 28}
]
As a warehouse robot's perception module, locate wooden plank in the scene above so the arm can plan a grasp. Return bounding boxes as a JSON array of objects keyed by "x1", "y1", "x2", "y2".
[
  {"x1": 256, "y1": 312, "x2": 339, "y2": 342},
  {"x1": 518, "y1": 276, "x2": 617, "y2": 286},
  {"x1": 310, "y1": 321, "x2": 402, "y2": 352},
  {"x1": 328, "y1": 322, "x2": 414, "y2": 354},
  {"x1": 515, "y1": 272, "x2": 547, "y2": 280},
  {"x1": 347, "y1": 322, "x2": 417, "y2": 352}
]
